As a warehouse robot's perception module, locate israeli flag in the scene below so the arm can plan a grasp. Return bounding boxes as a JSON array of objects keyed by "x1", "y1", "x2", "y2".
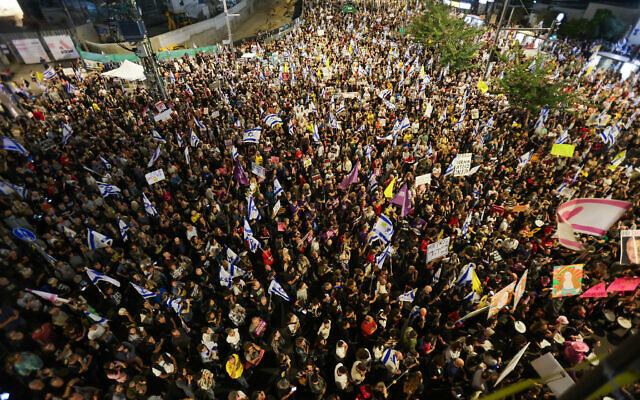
[
  {"x1": 427, "y1": 145, "x2": 433, "y2": 157},
  {"x1": 0, "y1": 181, "x2": 27, "y2": 198},
  {"x1": 142, "y1": 193, "x2": 158, "y2": 216},
  {"x1": 309, "y1": 101, "x2": 318, "y2": 113},
  {"x1": 482, "y1": 116, "x2": 494, "y2": 134},
  {"x1": 337, "y1": 101, "x2": 345, "y2": 115},
  {"x1": 87, "y1": 229, "x2": 113, "y2": 250},
  {"x1": 86, "y1": 268, "x2": 120, "y2": 286},
  {"x1": 398, "y1": 289, "x2": 417, "y2": 302},
  {"x1": 99, "y1": 155, "x2": 111, "y2": 170},
  {"x1": 383, "y1": 99, "x2": 396, "y2": 110},
  {"x1": 288, "y1": 124, "x2": 295, "y2": 135},
  {"x1": 375, "y1": 243, "x2": 392, "y2": 268},
  {"x1": 64, "y1": 81, "x2": 75, "y2": 94},
  {"x1": 62, "y1": 123, "x2": 73, "y2": 147},
  {"x1": 97, "y1": 182, "x2": 121, "y2": 198},
  {"x1": 274, "y1": 177, "x2": 283, "y2": 197},
  {"x1": 118, "y1": 218, "x2": 129, "y2": 241},
  {"x1": 219, "y1": 267, "x2": 232, "y2": 287},
  {"x1": 225, "y1": 246, "x2": 240, "y2": 266},
  {"x1": 85, "y1": 311, "x2": 108, "y2": 324},
  {"x1": 399, "y1": 115, "x2": 410, "y2": 133},
  {"x1": 165, "y1": 297, "x2": 182, "y2": 314},
  {"x1": 329, "y1": 113, "x2": 339, "y2": 129},
  {"x1": 231, "y1": 146, "x2": 239, "y2": 161},
  {"x1": 381, "y1": 348, "x2": 398, "y2": 368},
  {"x1": 461, "y1": 212, "x2": 472, "y2": 238},
  {"x1": 312, "y1": 123, "x2": 320, "y2": 143},
  {"x1": 368, "y1": 172, "x2": 378, "y2": 192},
  {"x1": 42, "y1": 66, "x2": 57, "y2": 80},
  {"x1": 194, "y1": 116, "x2": 205, "y2": 130},
  {"x1": 432, "y1": 267, "x2": 442, "y2": 283},
  {"x1": 527, "y1": 59, "x2": 536, "y2": 71},
  {"x1": 175, "y1": 132, "x2": 184, "y2": 147},
  {"x1": 244, "y1": 218, "x2": 261, "y2": 252},
  {"x1": 264, "y1": 114, "x2": 283, "y2": 128},
  {"x1": 518, "y1": 150, "x2": 533, "y2": 167},
  {"x1": 59, "y1": 224, "x2": 77, "y2": 239},
  {"x1": 184, "y1": 146, "x2": 190, "y2": 165},
  {"x1": 438, "y1": 108, "x2": 447, "y2": 123},
  {"x1": 152, "y1": 130, "x2": 166, "y2": 142},
  {"x1": 3, "y1": 136, "x2": 28, "y2": 156},
  {"x1": 235, "y1": 119, "x2": 242, "y2": 129},
  {"x1": 268, "y1": 279, "x2": 291, "y2": 301},
  {"x1": 243, "y1": 128, "x2": 262, "y2": 144},
  {"x1": 185, "y1": 83, "x2": 193, "y2": 95},
  {"x1": 148, "y1": 146, "x2": 161, "y2": 168},
  {"x1": 131, "y1": 282, "x2": 155, "y2": 299},
  {"x1": 444, "y1": 156, "x2": 457, "y2": 176},
  {"x1": 247, "y1": 195, "x2": 261, "y2": 220},
  {"x1": 190, "y1": 129, "x2": 200, "y2": 147},
  {"x1": 379, "y1": 89, "x2": 391, "y2": 100},
  {"x1": 555, "y1": 129, "x2": 570, "y2": 144},
  {"x1": 365, "y1": 145, "x2": 372, "y2": 161},
  {"x1": 456, "y1": 263, "x2": 475, "y2": 285},
  {"x1": 369, "y1": 214, "x2": 394, "y2": 244}
]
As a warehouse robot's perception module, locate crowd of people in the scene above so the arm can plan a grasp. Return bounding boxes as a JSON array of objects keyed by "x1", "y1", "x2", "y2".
[{"x1": 1, "y1": 0, "x2": 639, "y2": 399}]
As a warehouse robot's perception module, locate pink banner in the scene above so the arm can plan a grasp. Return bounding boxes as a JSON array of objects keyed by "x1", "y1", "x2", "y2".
[
  {"x1": 580, "y1": 282, "x2": 608, "y2": 298},
  {"x1": 607, "y1": 277, "x2": 640, "y2": 293}
]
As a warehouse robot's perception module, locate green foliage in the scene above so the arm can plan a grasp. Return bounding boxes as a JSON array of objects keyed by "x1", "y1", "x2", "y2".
[
  {"x1": 497, "y1": 48, "x2": 576, "y2": 116},
  {"x1": 559, "y1": 9, "x2": 627, "y2": 41},
  {"x1": 409, "y1": 1, "x2": 481, "y2": 71}
]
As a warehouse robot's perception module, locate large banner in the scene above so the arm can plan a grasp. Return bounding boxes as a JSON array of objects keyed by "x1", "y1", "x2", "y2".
[
  {"x1": 12, "y1": 38, "x2": 49, "y2": 64},
  {"x1": 44, "y1": 35, "x2": 79, "y2": 60}
]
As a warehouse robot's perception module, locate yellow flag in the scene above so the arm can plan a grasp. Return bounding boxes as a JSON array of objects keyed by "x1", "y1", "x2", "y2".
[
  {"x1": 92, "y1": 103, "x2": 100, "y2": 112},
  {"x1": 477, "y1": 80, "x2": 489, "y2": 94},
  {"x1": 472, "y1": 269, "x2": 482, "y2": 294},
  {"x1": 348, "y1": 44, "x2": 353, "y2": 55},
  {"x1": 384, "y1": 177, "x2": 396, "y2": 198},
  {"x1": 284, "y1": 63, "x2": 288, "y2": 73},
  {"x1": 35, "y1": 71, "x2": 43, "y2": 82},
  {"x1": 551, "y1": 144, "x2": 575, "y2": 157},
  {"x1": 326, "y1": 57, "x2": 330, "y2": 69},
  {"x1": 420, "y1": 65, "x2": 426, "y2": 79},
  {"x1": 317, "y1": 68, "x2": 322, "y2": 78},
  {"x1": 608, "y1": 150, "x2": 626, "y2": 171}
]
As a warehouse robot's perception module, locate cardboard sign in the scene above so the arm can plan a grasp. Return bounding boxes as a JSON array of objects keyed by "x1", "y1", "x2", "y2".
[
  {"x1": 211, "y1": 110, "x2": 220, "y2": 118},
  {"x1": 552, "y1": 264, "x2": 584, "y2": 297},
  {"x1": 607, "y1": 277, "x2": 640, "y2": 293},
  {"x1": 580, "y1": 282, "x2": 608, "y2": 298},
  {"x1": 427, "y1": 237, "x2": 450, "y2": 262},
  {"x1": 251, "y1": 162, "x2": 265, "y2": 179},
  {"x1": 453, "y1": 153, "x2": 472, "y2": 177},
  {"x1": 271, "y1": 156, "x2": 280, "y2": 163},
  {"x1": 551, "y1": 144, "x2": 575, "y2": 157},
  {"x1": 415, "y1": 173, "x2": 431, "y2": 186},
  {"x1": 495, "y1": 343, "x2": 530, "y2": 386},
  {"x1": 559, "y1": 186, "x2": 575, "y2": 199},
  {"x1": 224, "y1": 139, "x2": 233, "y2": 148},
  {"x1": 531, "y1": 353, "x2": 575, "y2": 396},
  {"x1": 145, "y1": 169, "x2": 165, "y2": 185},
  {"x1": 154, "y1": 109, "x2": 173, "y2": 122},
  {"x1": 487, "y1": 281, "x2": 516, "y2": 319},
  {"x1": 155, "y1": 102, "x2": 166, "y2": 113}
]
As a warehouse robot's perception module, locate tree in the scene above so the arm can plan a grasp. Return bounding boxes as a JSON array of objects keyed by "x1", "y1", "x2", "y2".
[
  {"x1": 497, "y1": 47, "x2": 577, "y2": 117},
  {"x1": 559, "y1": 9, "x2": 627, "y2": 41},
  {"x1": 409, "y1": 1, "x2": 482, "y2": 71}
]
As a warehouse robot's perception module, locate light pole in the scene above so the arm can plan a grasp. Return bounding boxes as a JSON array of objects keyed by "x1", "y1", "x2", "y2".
[
  {"x1": 222, "y1": 0, "x2": 239, "y2": 47},
  {"x1": 483, "y1": 0, "x2": 510, "y2": 80}
]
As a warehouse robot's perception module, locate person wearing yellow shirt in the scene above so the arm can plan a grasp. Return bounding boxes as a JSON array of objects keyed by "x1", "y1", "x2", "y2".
[{"x1": 226, "y1": 354, "x2": 249, "y2": 388}]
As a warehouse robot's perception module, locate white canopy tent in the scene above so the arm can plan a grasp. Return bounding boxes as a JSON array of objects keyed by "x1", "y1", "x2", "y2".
[{"x1": 101, "y1": 60, "x2": 146, "y2": 81}]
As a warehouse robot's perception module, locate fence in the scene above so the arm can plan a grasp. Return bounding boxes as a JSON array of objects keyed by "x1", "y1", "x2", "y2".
[{"x1": 76, "y1": 45, "x2": 220, "y2": 64}]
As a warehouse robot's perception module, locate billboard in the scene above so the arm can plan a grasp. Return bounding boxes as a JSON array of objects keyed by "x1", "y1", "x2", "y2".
[
  {"x1": 12, "y1": 38, "x2": 49, "y2": 64},
  {"x1": 43, "y1": 35, "x2": 79, "y2": 60}
]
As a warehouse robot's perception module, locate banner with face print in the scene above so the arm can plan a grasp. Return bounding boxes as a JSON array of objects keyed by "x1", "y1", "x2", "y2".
[
  {"x1": 620, "y1": 230, "x2": 640, "y2": 265},
  {"x1": 552, "y1": 264, "x2": 583, "y2": 297}
]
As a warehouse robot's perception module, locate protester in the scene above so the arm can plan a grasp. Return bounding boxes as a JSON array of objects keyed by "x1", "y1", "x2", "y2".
[{"x1": 0, "y1": 0, "x2": 639, "y2": 399}]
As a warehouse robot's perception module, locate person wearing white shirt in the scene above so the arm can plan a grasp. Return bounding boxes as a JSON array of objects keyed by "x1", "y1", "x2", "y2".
[{"x1": 334, "y1": 363, "x2": 349, "y2": 391}]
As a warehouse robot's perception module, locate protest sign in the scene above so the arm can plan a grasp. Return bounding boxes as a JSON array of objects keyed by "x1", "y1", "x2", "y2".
[
  {"x1": 551, "y1": 264, "x2": 583, "y2": 297},
  {"x1": 495, "y1": 342, "x2": 530, "y2": 386},
  {"x1": 531, "y1": 353, "x2": 575, "y2": 396},
  {"x1": 580, "y1": 282, "x2": 608, "y2": 298},
  {"x1": 453, "y1": 153, "x2": 472, "y2": 176},
  {"x1": 487, "y1": 282, "x2": 516, "y2": 319},
  {"x1": 551, "y1": 144, "x2": 575, "y2": 157},
  {"x1": 145, "y1": 169, "x2": 165, "y2": 185},
  {"x1": 607, "y1": 277, "x2": 640, "y2": 293},
  {"x1": 620, "y1": 230, "x2": 640, "y2": 265},
  {"x1": 427, "y1": 237, "x2": 450, "y2": 262},
  {"x1": 154, "y1": 109, "x2": 173, "y2": 122},
  {"x1": 251, "y1": 163, "x2": 266, "y2": 179},
  {"x1": 415, "y1": 173, "x2": 431, "y2": 186}
]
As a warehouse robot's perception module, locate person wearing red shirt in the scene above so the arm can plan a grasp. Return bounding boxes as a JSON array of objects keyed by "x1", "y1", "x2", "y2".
[
  {"x1": 262, "y1": 247, "x2": 274, "y2": 267},
  {"x1": 361, "y1": 315, "x2": 377, "y2": 339}
]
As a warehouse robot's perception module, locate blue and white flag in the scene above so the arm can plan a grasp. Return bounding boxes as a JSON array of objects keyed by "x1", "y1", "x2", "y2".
[
  {"x1": 369, "y1": 214, "x2": 394, "y2": 244},
  {"x1": 165, "y1": 297, "x2": 182, "y2": 314},
  {"x1": 194, "y1": 116, "x2": 205, "y2": 130},
  {"x1": 432, "y1": 267, "x2": 442, "y2": 284},
  {"x1": 312, "y1": 123, "x2": 320, "y2": 143},
  {"x1": 427, "y1": 144, "x2": 433, "y2": 157},
  {"x1": 235, "y1": 119, "x2": 242, "y2": 128},
  {"x1": 85, "y1": 311, "x2": 108, "y2": 324},
  {"x1": 243, "y1": 128, "x2": 262, "y2": 144},
  {"x1": 456, "y1": 263, "x2": 475, "y2": 285},
  {"x1": 329, "y1": 113, "x2": 339, "y2": 129},
  {"x1": 336, "y1": 101, "x2": 345, "y2": 115},
  {"x1": 555, "y1": 129, "x2": 570, "y2": 144},
  {"x1": 62, "y1": 123, "x2": 73, "y2": 147},
  {"x1": 42, "y1": 66, "x2": 57, "y2": 80},
  {"x1": 247, "y1": 195, "x2": 261, "y2": 220},
  {"x1": 225, "y1": 246, "x2": 240, "y2": 266},
  {"x1": 368, "y1": 172, "x2": 378, "y2": 192},
  {"x1": 365, "y1": 145, "x2": 372, "y2": 162},
  {"x1": 175, "y1": 132, "x2": 184, "y2": 147},
  {"x1": 185, "y1": 83, "x2": 193, "y2": 95},
  {"x1": 461, "y1": 211, "x2": 472, "y2": 238},
  {"x1": 97, "y1": 182, "x2": 121, "y2": 198},
  {"x1": 518, "y1": 150, "x2": 533, "y2": 167},
  {"x1": 86, "y1": 268, "x2": 120, "y2": 286},
  {"x1": 309, "y1": 101, "x2": 318, "y2": 113},
  {"x1": 534, "y1": 108, "x2": 549, "y2": 131},
  {"x1": 99, "y1": 155, "x2": 111, "y2": 170},
  {"x1": 118, "y1": 218, "x2": 129, "y2": 241},
  {"x1": 444, "y1": 156, "x2": 457, "y2": 176},
  {"x1": 131, "y1": 282, "x2": 155, "y2": 299},
  {"x1": 264, "y1": 114, "x2": 283, "y2": 128},
  {"x1": 381, "y1": 348, "x2": 398, "y2": 368},
  {"x1": 219, "y1": 267, "x2": 232, "y2": 287},
  {"x1": 87, "y1": 229, "x2": 113, "y2": 250},
  {"x1": 190, "y1": 129, "x2": 200, "y2": 147},
  {"x1": 59, "y1": 224, "x2": 77, "y2": 240},
  {"x1": 438, "y1": 108, "x2": 447, "y2": 123},
  {"x1": 0, "y1": 181, "x2": 27, "y2": 198},
  {"x1": 64, "y1": 81, "x2": 75, "y2": 94},
  {"x1": 398, "y1": 289, "x2": 417, "y2": 302},
  {"x1": 152, "y1": 130, "x2": 166, "y2": 142},
  {"x1": 268, "y1": 279, "x2": 291, "y2": 301},
  {"x1": 375, "y1": 243, "x2": 391, "y2": 268},
  {"x1": 288, "y1": 124, "x2": 295, "y2": 135},
  {"x1": 231, "y1": 146, "x2": 239, "y2": 161},
  {"x1": 3, "y1": 136, "x2": 28, "y2": 156},
  {"x1": 379, "y1": 89, "x2": 391, "y2": 100},
  {"x1": 184, "y1": 146, "x2": 190, "y2": 165},
  {"x1": 243, "y1": 218, "x2": 261, "y2": 253},
  {"x1": 383, "y1": 99, "x2": 396, "y2": 110},
  {"x1": 274, "y1": 177, "x2": 283, "y2": 197},
  {"x1": 142, "y1": 193, "x2": 158, "y2": 216},
  {"x1": 148, "y1": 146, "x2": 161, "y2": 168}
]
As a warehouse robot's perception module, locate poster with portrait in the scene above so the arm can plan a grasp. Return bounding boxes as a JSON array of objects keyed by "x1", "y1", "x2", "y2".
[
  {"x1": 620, "y1": 230, "x2": 640, "y2": 265},
  {"x1": 551, "y1": 264, "x2": 584, "y2": 297}
]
